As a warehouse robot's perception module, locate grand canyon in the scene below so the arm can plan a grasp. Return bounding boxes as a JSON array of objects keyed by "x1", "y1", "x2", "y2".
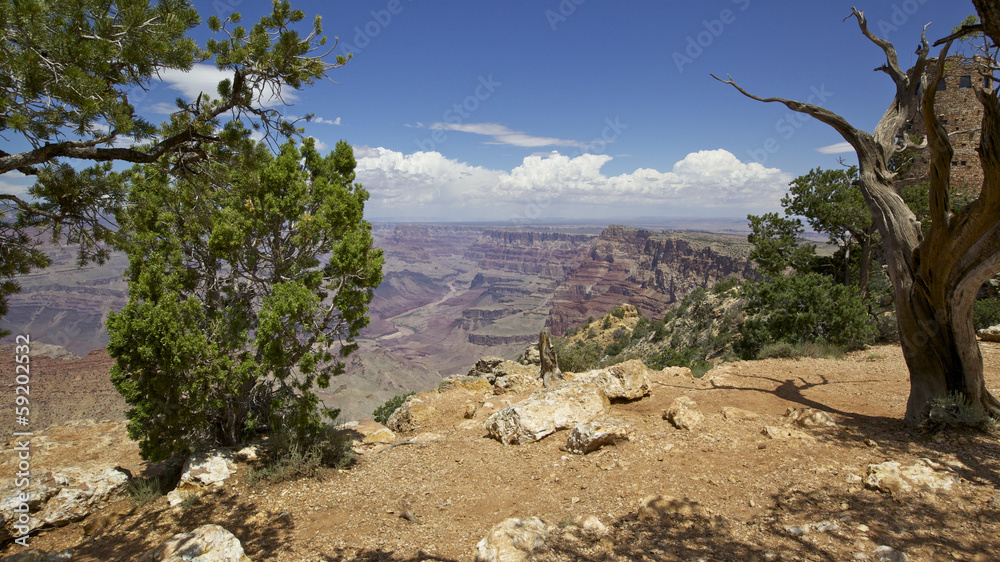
[{"x1": 0, "y1": 220, "x2": 755, "y2": 422}]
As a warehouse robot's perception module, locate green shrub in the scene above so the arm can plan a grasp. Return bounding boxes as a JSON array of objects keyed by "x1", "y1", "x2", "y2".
[
  {"x1": 757, "y1": 341, "x2": 845, "y2": 360},
  {"x1": 610, "y1": 305, "x2": 627, "y2": 319},
  {"x1": 734, "y1": 272, "x2": 876, "y2": 360},
  {"x1": 712, "y1": 276, "x2": 739, "y2": 295},
  {"x1": 631, "y1": 318, "x2": 651, "y2": 342},
  {"x1": 248, "y1": 421, "x2": 356, "y2": 484},
  {"x1": 926, "y1": 392, "x2": 996, "y2": 432},
  {"x1": 757, "y1": 342, "x2": 796, "y2": 359},
  {"x1": 373, "y1": 392, "x2": 414, "y2": 425},
  {"x1": 601, "y1": 316, "x2": 613, "y2": 329},
  {"x1": 974, "y1": 298, "x2": 1000, "y2": 330},
  {"x1": 604, "y1": 327, "x2": 632, "y2": 357},
  {"x1": 690, "y1": 360, "x2": 713, "y2": 378},
  {"x1": 556, "y1": 339, "x2": 603, "y2": 372},
  {"x1": 127, "y1": 477, "x2": 164, "y2": 506},
  {"x1": 646, "y1": 347, "x2": 695, "y2": 370},
  {"x1": 650, "y1": 320, "x2": 668, "y2": 343}
]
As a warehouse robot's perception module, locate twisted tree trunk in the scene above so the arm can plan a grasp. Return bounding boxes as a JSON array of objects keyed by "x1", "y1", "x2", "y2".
[{"x1": 716, "y1": 6, "x2": 1000, "y2": 424}]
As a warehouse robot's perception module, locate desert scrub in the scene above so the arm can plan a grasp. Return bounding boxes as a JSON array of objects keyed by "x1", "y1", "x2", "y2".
[
  {"x1": 974, "y1": 298, "x2": 1000, "y2": 330},
  {"x1": 127, "y1": 476, "x2": 164, "y2": 506},
  {"x1": 248, "y1": 423, "x2": 356, "y2": 484},
  {"x1": 373, "y1": 392, "x2": 415, "y2": 425},
  {"x1": 926, "y1": 392, "x2": 997, "y2": 432},
  {"x1": 757, "y1": 341, "x2": 844, "y2": 360}
]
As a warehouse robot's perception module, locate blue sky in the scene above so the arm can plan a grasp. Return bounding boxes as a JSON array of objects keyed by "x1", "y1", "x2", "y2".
[{"x1": 3, "y1": 0, "x2": 975, "y2": 224}]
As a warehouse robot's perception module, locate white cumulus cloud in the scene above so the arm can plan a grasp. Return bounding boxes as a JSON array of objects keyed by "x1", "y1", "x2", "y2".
[
  {"x1": 356, "y1": 147, "x2": 791, "y2": 221},
  {"x1": 156, "y1": 63, "x2": 298, "y2": 107}
]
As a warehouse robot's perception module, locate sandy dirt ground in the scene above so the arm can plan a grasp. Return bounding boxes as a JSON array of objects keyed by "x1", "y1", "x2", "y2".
[{"x1": 3, "y1": 342, "x2": 1000, "y2": 561}]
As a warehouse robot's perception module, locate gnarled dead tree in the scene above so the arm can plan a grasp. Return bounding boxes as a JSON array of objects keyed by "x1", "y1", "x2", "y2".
[{"x1": 715, "y1": 5, "x2": 1000, "y2": 425}]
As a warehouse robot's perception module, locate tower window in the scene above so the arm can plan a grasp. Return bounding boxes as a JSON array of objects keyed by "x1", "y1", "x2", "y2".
[
  {"x1": 959, "y1": 75, "x2": 972, "y2": 89},
  {"x1": 986, "y1": 76, "x2": 993, "y2": 90},
  {"x1": 937, "y1": 78, "x2": 947, "y2": 91}
]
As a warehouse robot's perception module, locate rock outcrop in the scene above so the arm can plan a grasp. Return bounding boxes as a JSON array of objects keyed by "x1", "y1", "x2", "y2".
[
  {"x1": 474, "y1": 517, "x2": 554, "y2": 562},
  {"x1": 571, "y1": 360, "x2": 652, "y2": 401},
  {"x1": 979, "y1": 323, "x2": 1000, "y2": 342},
  {"x1": 865, "y1": 459, "x2": 960, "y2": 494},
  {"x1": 548, "y1": 226, "x2": 753, "y2": 335},
  {"x1": 386, "y1": 394, "x2": 439, "y2": 434},
  {"x1": 485, "y1": 383, "x2": 611, "y2": 445},
  {"x1": 166, "y1": 450, "x2": 236, "y2": 507},
  {"x1": 566, "y1": 419, "x2": 634, "y2": 454},
  {"x1": 138, "y1": 524, "x2": 251, "y2": 561},
  {"x1": 0, "y1": 466, "x2": 129, "y2": 542}
]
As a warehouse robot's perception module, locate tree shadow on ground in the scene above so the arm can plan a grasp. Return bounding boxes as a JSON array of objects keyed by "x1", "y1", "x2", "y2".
[
  {"x1": 320, "y1": 550, "x2": 459, "y2": 561},
  {"x1": 706, "y1": 372, "x2": 1000, "y2": 489},
  {"x1": 64, "y1": 485, "x2": 295, "y2": 561},
  {"x1": 541, "y1": 481, "x2": 1000, "y2": 561}
]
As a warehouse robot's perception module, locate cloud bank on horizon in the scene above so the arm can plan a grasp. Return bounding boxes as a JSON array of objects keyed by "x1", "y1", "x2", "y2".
[{"x1": 355, "y1": 144, "x2": 792, "y2": 222}]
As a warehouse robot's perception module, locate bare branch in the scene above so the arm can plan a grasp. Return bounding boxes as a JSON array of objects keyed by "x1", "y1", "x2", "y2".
[
  {"x1": 923, "y1": 43, "x2": 956, "y2": 231},
  {"x1": 710, "y1": 73, "x2": 869, "y2": 155},
  {"x1": 846, "y1": 8, "x2": 906, "y2": 84},
  {"x1": 934, "y1": 24, "x2": 986, "y2": 47}
]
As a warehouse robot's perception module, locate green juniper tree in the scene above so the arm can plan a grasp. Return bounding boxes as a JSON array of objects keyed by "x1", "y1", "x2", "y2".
[
  {"x1": 107, "y1": 137, "x2": 383, "y2": 461},
  {"x1": 0, "y1": 0, "x2": 348, "y2": 325}
]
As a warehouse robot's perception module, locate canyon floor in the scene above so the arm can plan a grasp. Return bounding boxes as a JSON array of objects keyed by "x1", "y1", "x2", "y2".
[{"x1": 3, "y1": 342, "x2": 1000, "y2": 561}]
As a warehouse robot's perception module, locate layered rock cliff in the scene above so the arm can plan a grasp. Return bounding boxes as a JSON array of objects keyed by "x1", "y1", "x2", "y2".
[{"x1": 547, "y1": 226, "x2": 754, "y2": 335}]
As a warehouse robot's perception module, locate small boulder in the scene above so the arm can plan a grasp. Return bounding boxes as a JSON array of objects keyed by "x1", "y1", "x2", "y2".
[
  {"x1": 762, "y1": 425, "x2": 815, "y2": 441},
  {"x1": 865, "y1": 458, "x2": 959, "y2": 494},
  {"x1": 520, "y1": 343, "x2": 541, "y2": 366},
  {"x1": 485, "y1": 383, "x2": 610, "y2": 445},
  {"x1": 138, "y1": 524, "x2": 251, "y2": 561},
  {"x1": 493, "y1": 372, "x2": 543, "y2": 395},
  {"x1": 386, "y1": 394, "x2": 437, "y2": 433},
  {"x1": 344, "y1": 419, "x2": 397, "y2": 445},
  {"x1": 438, "y1": 374, "x2": 493, "y2": 393},
  {"x1": 0, "y1": 549, "x2": 74, "y2": 561},
  {"x1": 566, "y1": 419, "x2": 634, "y2": 454},
  {"x1": 572, "y1": 360, "x2": 651, "y2": 401},
  {"x1": 468, "y1": 356, "x2": 506, "y2": 383},
  {"x1": 721, "y1": 406, "x2": 760, "y2": 422},
  {"x1": 873, "y1": 545, "x2": 909, "y2": 562},
  {"x1": 786, "y1": 408, "x2": 839, "y2": 427},
  {"x1": 474, "y1": 517, "x2": 553, "y2": 562},
  {"x1": 978, "y1": 324, "x2": 1000, "y2": 342},
  {"x1": 664, "y1": 396, "x2": 703, "y2": 430},
  {"x1": 572, "y1": 514, "x2": 608, "y2": 535},
  {"x1": 660, "y1": 366, "x2": 694, "y2": 378},
  {"x1": 167, "y1": 450, "x2": 236, "y2": 508}
]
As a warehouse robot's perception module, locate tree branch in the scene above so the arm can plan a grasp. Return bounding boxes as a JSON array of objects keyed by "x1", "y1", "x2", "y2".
[
  {"x1": 710, "y1": 74, "x2": 869, "y2": 155},
  {"x1": 846, "y1": 8, "x2": 907, "y2": 85},
  {"x1": 924, "y1": 43, "x2": 956, "y2": 231}
]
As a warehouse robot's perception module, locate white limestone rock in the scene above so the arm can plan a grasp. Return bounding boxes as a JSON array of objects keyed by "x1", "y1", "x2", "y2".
[
  {"x1": 664, "y1": 396, "x2": 704, "y2": 430},
  {"x1": 139, "y1": 524, "x2": 251, "y2": 561},
  {"x1": 167, "y1": 450, "x2": 236, "y2": 507},
  {"x1": 474, "y1": 517, "x2": 553, "y2": 562},
  {"x1": 566, "y1": 419, "x2": 634, "y2": 454},
  {"x1": 572, "y1": 360, "x2": 651, "y2": 400},
  {"x1": 485, "y1": 383, "x2": 610, "y2": 445},
  {"x1": 865, "y1": 458, "x2": 960, "y2": 494}
]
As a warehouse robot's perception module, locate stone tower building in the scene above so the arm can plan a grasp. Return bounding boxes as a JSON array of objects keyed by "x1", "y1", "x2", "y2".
[{"x1": 901, "y1": 54, "x2": 992, "y2": 195}]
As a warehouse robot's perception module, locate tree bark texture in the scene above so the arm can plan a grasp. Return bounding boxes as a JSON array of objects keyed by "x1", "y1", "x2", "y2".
[{"x1": 717, "y1": 7, "x2": 1000, "y2": 424}]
